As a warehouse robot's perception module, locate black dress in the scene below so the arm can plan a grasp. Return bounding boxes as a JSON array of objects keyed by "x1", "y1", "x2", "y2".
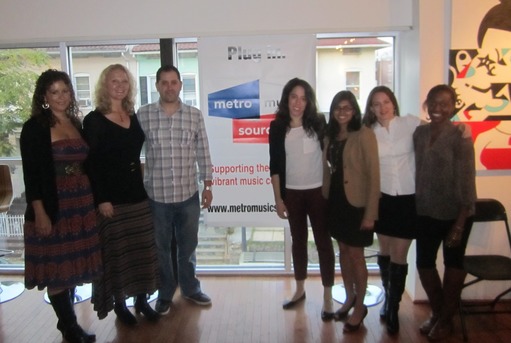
[{"x1": 327, "y1": 139, "x2": 373, "y2": 247}]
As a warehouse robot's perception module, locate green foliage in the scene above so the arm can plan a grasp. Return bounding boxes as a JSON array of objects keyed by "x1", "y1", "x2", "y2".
[{"x1": 0, "y1": 49, "x2": 50, "y2": 156}]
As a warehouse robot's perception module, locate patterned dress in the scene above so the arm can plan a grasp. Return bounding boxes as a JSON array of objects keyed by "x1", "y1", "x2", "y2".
[{"x1": 24, "y1": 138, "x2": 102, "y2": 290}]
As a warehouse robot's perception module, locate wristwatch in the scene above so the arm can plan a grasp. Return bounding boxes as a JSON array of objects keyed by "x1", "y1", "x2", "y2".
[{"x1": 205, "y1": 185, "x2": 212, "y2": 191}]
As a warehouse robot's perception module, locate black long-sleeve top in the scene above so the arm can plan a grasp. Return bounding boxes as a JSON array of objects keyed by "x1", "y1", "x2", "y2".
[
  {"x1": 83, "y1": 110, "x2": 147, "y2": 206},
  {"x1": 20, "y1": 117, "x2": 61, "y2": 223}
]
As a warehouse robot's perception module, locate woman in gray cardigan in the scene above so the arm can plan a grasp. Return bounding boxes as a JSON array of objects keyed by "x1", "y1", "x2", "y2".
[{"x1": 414, "y1": 84, "x2": 476, "y2": 341}]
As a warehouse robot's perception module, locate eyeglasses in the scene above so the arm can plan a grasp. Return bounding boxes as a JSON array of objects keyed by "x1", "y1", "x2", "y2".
[{"x1": 334, "y1": 106, "x2": 354, "y2": 114}]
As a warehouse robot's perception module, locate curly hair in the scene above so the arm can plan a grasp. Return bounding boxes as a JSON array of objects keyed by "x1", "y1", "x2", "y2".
[
  {"x1": 31, "y1": 69, "x2": 81, "y2": 128},
  {"x1": 94, "y1": 64, "x2": 136, "y2": 114},
  {"x1": 275, "y1": 78, "x2": 325, "y2": 139},
  {"x1": 362, "y1": 85, "x2": 400, "y2": 127},
  {"x1": 326, "y1": 90, "x2": 362, "y2": 141}
]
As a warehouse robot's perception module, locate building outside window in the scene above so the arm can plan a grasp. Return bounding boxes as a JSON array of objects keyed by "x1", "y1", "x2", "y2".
[{"x1": 74, "y1": 74, "x2": 92, "y2": 110}]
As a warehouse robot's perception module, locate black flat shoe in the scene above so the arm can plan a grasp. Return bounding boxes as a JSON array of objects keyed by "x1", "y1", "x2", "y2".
[
  {"x1": 282, "y1": 292, "x2": 306, "y2": 309},
  {"x1": 321, "y1": 311, "x2": 335, "y2": 321},
  {"x1": 333, "y1": 295, "x2": 357, "y2": 321},
  {"x1": 343, "y1": 306, "x2": 368, "y2": 333}
]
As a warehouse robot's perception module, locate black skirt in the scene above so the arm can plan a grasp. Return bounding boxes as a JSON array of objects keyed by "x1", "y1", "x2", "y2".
[
  {"x1": 374, "y1": 193, "x2": 417, "y2": 239},
  {"x1": 327, "y1": 139, "x2": 373, "y2": 247}
]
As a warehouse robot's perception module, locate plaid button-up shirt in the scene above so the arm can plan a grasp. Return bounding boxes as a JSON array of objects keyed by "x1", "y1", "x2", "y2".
[{"x1": 137, "y1": 99, "x2": 213, "y2": 203}]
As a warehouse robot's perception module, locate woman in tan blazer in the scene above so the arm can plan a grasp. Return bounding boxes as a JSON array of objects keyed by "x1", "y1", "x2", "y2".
[{"x1": 323, "y1": 90, "x2": 380, "y2": 333}]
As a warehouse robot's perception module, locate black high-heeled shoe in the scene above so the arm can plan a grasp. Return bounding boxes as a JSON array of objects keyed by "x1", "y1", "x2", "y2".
[
  {"x1": 343, "y1": 305, "x2": 368, "y2": 333},
  {"x1": 114, "y1": 300, "x2": 137, "y2": 326},
  {"x1": 134, "y1": 294, "x2": 160, "y2": 322},
  {"x1": 333, "y1": 295, "x2": 357, "y2": 321},
  {"x1": 321, "y1": 310, "x2": 335, "y2": 321}
]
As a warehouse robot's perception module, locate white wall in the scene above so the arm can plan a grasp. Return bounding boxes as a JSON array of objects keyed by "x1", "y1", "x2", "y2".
[{"x1": 0, "y1": 0, "x2": 411, "y2": 45}]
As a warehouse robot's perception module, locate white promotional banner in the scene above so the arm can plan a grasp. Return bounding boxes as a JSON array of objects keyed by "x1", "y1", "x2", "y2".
[{"x1": 198, "y1": 34, "x2": 316, "y2": 226}]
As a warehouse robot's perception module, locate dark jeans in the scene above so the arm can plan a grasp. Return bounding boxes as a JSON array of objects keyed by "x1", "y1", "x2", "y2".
[
  {"x1": 285, "y1": 187, "x2": 335, "y2": 286},
  {"x1": 416, "y1": 215, "x2": 473, "y2": 269}
]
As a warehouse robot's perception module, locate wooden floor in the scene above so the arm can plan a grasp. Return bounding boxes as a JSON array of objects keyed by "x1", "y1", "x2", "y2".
[{"x1": 1, "y1": 275, "x2": 510, "y2": 343}]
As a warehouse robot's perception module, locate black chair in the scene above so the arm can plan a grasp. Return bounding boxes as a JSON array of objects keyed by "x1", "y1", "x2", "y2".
[{"x1": 459, "y1": 198, "x2": 511, "y2": 341}]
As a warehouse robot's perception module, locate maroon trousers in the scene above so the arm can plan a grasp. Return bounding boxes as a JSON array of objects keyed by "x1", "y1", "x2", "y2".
[{"x1": 284, "y1": 187, "x2": 335, "y2": 287}]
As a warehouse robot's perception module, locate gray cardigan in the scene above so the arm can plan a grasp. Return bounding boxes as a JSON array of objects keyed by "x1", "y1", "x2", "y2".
[{"x1": 413, "y1": 123, "x2": 477, "y2": 220}]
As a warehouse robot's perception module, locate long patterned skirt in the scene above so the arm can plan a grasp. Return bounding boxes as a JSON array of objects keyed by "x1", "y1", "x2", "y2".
[{"x1": 92, "y1": 200, "x2": 159, "y2": 319}]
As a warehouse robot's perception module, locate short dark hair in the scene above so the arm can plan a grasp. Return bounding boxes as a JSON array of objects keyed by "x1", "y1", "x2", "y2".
[
  {"x1": 422, "y1": 84, "x2": 457, "y2": 112},
  {"x1": 156, "y1": 65, "x2": 181, "y2": 82}
]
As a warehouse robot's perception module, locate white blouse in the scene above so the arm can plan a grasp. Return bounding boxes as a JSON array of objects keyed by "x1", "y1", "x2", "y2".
[
  {"x1": 373, "y1": 115, "x2": 421, "y2": 196},
  {"x1": 285, "y1": 126, "x2": 323, "y2": 190}
]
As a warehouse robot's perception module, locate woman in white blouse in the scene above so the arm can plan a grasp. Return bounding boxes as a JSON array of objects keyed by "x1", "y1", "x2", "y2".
[{"x1": 362, "y1": 86, "x2": 422, "y2": 334}]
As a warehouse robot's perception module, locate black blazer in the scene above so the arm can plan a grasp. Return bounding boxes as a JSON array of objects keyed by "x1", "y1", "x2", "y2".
[
  {"x1": 20, "y1": 117, "x2": 60, "y2": 223},
  {"x1": 269, "y1": 120, "x2": 288, "y2": 200}
]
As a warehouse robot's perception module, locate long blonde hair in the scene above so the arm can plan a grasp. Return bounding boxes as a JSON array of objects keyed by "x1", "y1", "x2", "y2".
[{"x1": 94, "y1": 64, "x2": 136, "y2": 114}]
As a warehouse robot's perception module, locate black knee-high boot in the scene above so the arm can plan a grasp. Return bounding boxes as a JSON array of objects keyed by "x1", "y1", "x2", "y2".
[
  {"x1": 134, "y1": 294, "x2": 160, "y2": 322},
  {"x1": 386, "y1": 262, "x2": 408, "y2": 334},
  {"x1": 377, "y1": 255, "x2": 391, "y2": 320},
  {"x1": 49, "y1": 289, "x2": 96, "y2": 343}
]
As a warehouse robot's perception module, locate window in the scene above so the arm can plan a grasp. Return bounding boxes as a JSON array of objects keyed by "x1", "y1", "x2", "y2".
[
  {"x1": 0, "y1": 46, "x2": 60, "y2": 268},
  {"x1": 182, "y1": 74, "x2": 198, "y2": 106},
  {"x1": 0, "y1": 36, "x2": 395, "y2": 273},
  {"x1": 68, "y1": 43, "x2": 161, "y2": 112},
  {"x1": 139, "y1": 75, "x2": 158, "y2": 106},
  {"x1": 346, "y1": 71, "x2": 361, "y2": 99},
  {"x1": 316, "y1": 35, "x2": 394, "y2": 112},
  {"x1": 74, "y1": 74, "x2": 92, "y2": 109}
]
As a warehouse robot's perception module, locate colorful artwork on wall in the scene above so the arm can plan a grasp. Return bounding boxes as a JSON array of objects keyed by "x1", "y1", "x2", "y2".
[{"x1": 449, "y1": 0, "x2": 511, "y2": 170}]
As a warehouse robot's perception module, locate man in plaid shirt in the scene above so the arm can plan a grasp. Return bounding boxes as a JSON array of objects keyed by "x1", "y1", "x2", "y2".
[{"x1": 137, "y1": 65, "x2": 213, "y2": 314}]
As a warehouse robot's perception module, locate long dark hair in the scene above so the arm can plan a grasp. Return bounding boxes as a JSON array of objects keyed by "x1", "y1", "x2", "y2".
[
  {"x1": 31, "y1": 69, "x2": 81, "y2": 128},
  {"x1": 326, "y1": 90, "x2": 362, "y2": 141},
  {"x1": 275, "y1": 78, "x2": 325, "y2": 139},
  {"x1": 362, "y1": 85, "x2": 400, "y2": 127}
]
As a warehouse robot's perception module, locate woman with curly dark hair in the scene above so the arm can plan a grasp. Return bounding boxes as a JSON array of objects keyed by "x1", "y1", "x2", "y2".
[
  {"x1": 20, "y1": 69, "x2": 102, "y2": 343},
  {"x1": 269, "y1": 78, "x2": 335, "y2": 320}
]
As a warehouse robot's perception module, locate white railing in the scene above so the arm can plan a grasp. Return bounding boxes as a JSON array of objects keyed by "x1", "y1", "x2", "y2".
[{"x1": 0, "y1": 214, "x2": 24, "y2": 237}]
